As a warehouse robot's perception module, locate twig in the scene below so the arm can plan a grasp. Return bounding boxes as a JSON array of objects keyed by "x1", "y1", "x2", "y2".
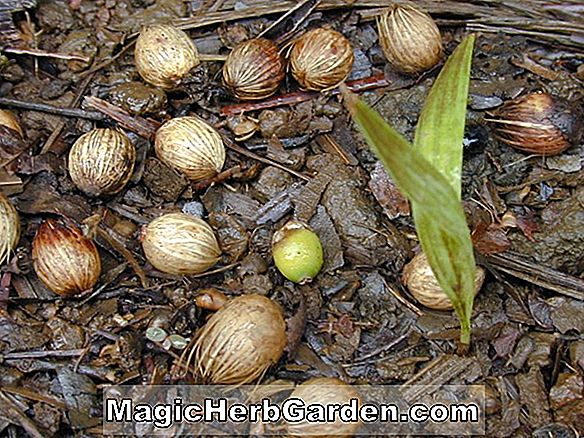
[
  {"x1": 96, "y1": 225, "x2": 149, "y2": 289},
  {"x1": 0, "y1": 97, "x2": 104, "y2": 120},
  {"x1": 257, "y1": 0, "x2": 320, "y2": 42},
  {"x1": 1, "y1": 349, "x2": 85, "y2": 360},
  {"x1": 484, "y1": 251, "x2": 584, "y2": 301},
  {"x1": 3, "y1": 46, "x2": 90, "y2": 62},
  {"x1": 172, "y1": 0, "x2": 479, "y2": 31},
  {"x1": 316, "y1": 133, "x2": 358, "y2": 165},
  {"x1": 0, "y1": 392, "x2": 45, "y2": 438},
  {"x1": 40, "y1": 73, "x2": 95, "y2": 154},
  {"x1": 343, "y1": 333, "x2": 410, "y2": 366},
  {"x1": 0, "y1": 386, "x2": 67, "y2": 410},
  {"x1": 191, "y1": 165, "x2": 244, "y2": 191},
  {"x1": 190, "y1": 262, "x2": 240, "y2": 278},
  {"x1": 510, "y1": 54, "x2": 562, "y2": 80},
  {"x1": 381, "y1": 276, "x2": 424, "y2": 317},
  {"x1": 220, "y1": 74, "x2": 390, "y2": 116},
  {"x1": 221, "y1": 134, "x2": 311, "y2": 182},
  {"x1": 198, "y1": 53, "x2": 228, "y2": 62},
  {"x1": 79, "y1": 41, "x2": 135, "y2": 79},
  {"x1": 83, "y1": 96, "x2": 159, "y2": 139}
]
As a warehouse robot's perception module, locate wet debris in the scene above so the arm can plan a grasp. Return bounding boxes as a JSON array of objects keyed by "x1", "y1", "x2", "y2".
[
  {"x1": 510, "y1": 187, "x2": 584, "y2": 275},
  {"x1": 253, "y1": 166, "x2": 294, "y2": 201},
  {"x1": 307, "y1": 154, "x2": 406, "y2": 267},
  {"x1": 309, "y1": 206, "x2": 344, "y2": 273},
  {"x1": 549, "y1": 373, "x2": 584, "y2": 431},
  {"x1": 516, "y1": 366, "x2": 552, "y2": 428},
  {"x1": 548, "y1": 297, "x2": 584, "y2": 334},
  {"x1": 368, "y1": 161, "x2": 410, "y2": 220},
  {"x1": 56, "y1": 366, "x2": 99, "y2": 430},
  {"x1": 293, "y1": 167, "x2": 332, "y2": 223},
  {"x1": 0, "y1": 1, "x2": 582, "y2": 436},
  {"x1": 0, "y1": 1, "x2": 37, "y2": 48},
  {"x1": 109, "y1": 81, "x2": 167, "y2": 116},
  {"x1": 208, "y1": 211, "x2": 249, "y2": 263},
  {"x1": 142, "y1": 158, "x2": 189, "y2": 202},
  {"x1": 255, "y1": 183, "x2": 302, "y2": 225}
]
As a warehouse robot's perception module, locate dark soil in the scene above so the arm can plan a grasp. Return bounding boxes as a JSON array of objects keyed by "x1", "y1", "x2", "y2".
[{"x1": 0, "y1": 0, "x2": 583, "y2": 437}]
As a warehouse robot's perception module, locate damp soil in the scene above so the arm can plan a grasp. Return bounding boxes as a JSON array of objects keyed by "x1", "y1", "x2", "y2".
[{"x1": 0, "y1": 0, "x2": 583, "y2": 437}]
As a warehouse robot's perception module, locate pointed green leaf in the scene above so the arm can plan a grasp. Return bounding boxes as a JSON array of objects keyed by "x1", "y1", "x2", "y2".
[
  {"x1": 341, "y1": 35, "x2": 478, "y2": 345},
  {"x1": 414, "y1": 35, "x2": 475, "y2": 199},
  {"x1": 343, "y1": 89, "x2": 477, "y2": 344}
]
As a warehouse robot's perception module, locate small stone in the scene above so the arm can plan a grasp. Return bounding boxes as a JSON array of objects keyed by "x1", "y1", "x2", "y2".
[
  {"x1": 167, "y1": 334, "x2": 189, "y2": 350},
  {"x1": 546, "y1": 153, "x2": 582, "y2": 173},
  {"x1": 145, "y1": 327, "x2": 168, "y2": 343},
  {"x1": 182, "y1": 201, "x2": 205, "y2": 218}
]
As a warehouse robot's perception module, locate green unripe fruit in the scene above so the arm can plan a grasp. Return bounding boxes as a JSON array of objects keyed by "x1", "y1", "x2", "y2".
[{"x1": 272, "y1": 220, "x2": 324, "y2": 284}]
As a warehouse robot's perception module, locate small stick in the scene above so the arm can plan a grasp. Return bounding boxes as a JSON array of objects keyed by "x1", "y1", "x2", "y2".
[
  {"x1": 3, "y1": 46, "x2": 91, "y2": 62},
  {"x1": 40, "y1": 73, "x2": 95, "y2": 154},
  {"x1": 83, "y1": 96, "x2": 159, "y2": 139},
  {"x1": 221, "y1": 134, "x2": 311, "y2": 182},
  {"x1": 0, "y1": 97, "x2": 104, "y2": 121},
  {"x1": 0, "y1": 392, "x2": 45, "y2": 438},
  {"x1": 1, "y1": 349, "x2": 86, "y2": 360},
  {"x1": 198, "y1": 53, "x2": 228, "y2": 62},
  {"x1": 257, "y1": 0, "x2": 318, "y2": 41},
  {"x1": 190, "y1": 262, "x2": 240, "y2": 278},
  {"x1": 0, "y1": 386, "x2": 67, "y2": 410},
  {"x1": 79, "y1": 41, "x2": 136, "y2": 79},
  {"x1": 87, "y1": 208, "x2": 149, "y2": 289},
  {"x1": 220, "y1": 74, "x2": 390, "y2": 116},
  {"x1": 191, "y1": 165, "x2": 244, "y2": 191},
  {"x1": 96, "y1": 226, "x2": 149, "y2": 289}
]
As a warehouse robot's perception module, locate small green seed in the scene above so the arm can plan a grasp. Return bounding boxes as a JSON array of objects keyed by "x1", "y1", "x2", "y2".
[{"x1": 272, "y1": 220, "x2": 323, "y2": 284}]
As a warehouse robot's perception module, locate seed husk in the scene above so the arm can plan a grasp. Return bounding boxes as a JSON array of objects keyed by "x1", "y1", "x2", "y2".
[
  {"x1": 135, "y1": 23, "x2": 200, "y2": 90},
  {"x1": 0, "y1": 192, "x2": 20, "y2": 266},
  {"x1": 223, "y1": 38, "x2": 285, "y2": 101},
  {"x1": 141, "y1": 212, "x2": 222, "y2": 276},
  {"x1": 286, "y1": 377, "x2": 362, "y2": 438},
  {"x1": 488, "y1": 91, "x2": 584, "y2": 156},
  {"x1": 402, "y1": 252, "x2": 485, "y2": 310},
  {"x1": 377, "y1": 4, "x2": 443, "y2": 74},
  {"x1": 32, "y1": 219, "x2": 101, "y2": 296},
  {"x1": 187, "y1": 294, "x2": 286, "y2": 384},
  {"x1": 154, "y1": 116, "x2": 226, "y2": 181},
  {"x1": 289, "y1": 27, "x2": 354, "y2": 91},
  {"x1": 68, "y1": 128, "x2": 136, "y2": 197}
]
